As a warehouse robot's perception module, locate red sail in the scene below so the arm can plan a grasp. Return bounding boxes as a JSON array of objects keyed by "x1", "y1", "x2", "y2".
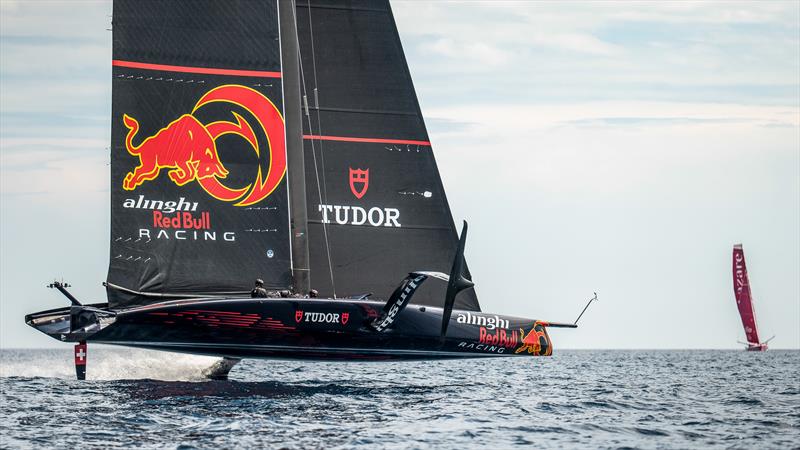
[{"x1": 732, "y1": 244, "x2": 761, "y2": 344}]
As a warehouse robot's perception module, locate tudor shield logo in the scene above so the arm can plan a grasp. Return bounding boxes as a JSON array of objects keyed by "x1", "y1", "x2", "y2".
[
  {"x1": 349, "y1": 168, "x2": 369, "y2": 199},
  {"x1": 295, "y1": 310, "x2": 304, "y2": 323}
]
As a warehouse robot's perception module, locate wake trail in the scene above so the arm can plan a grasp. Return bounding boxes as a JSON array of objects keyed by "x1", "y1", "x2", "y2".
[{"x1": 0, "y1": 347, "x2": 218, "y2": 381}]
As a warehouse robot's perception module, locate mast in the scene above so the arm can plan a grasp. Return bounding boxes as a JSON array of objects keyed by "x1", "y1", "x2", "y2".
[{"x1": 280, "y1": 0, "x2": 310, "y2": 294}]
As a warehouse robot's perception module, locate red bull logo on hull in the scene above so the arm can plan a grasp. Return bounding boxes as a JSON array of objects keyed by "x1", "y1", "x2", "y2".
[
  {"x1": 122, "y1": 84, "x2": 286, "y2": 207},
  {"x1": 515, "y1": 322, "x2": 552, "y2": 356}
]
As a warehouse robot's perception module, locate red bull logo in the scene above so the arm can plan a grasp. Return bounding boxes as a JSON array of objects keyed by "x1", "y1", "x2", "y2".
[
  {"x1": 515, "y1": 322, "x2": 552, "y2": 356},
  {"x1": 122, "y1": 84, "x2": 286, "y2": 207},
  {"x1": 479, "y1": 327, "x2": 518, "y2": 348}
]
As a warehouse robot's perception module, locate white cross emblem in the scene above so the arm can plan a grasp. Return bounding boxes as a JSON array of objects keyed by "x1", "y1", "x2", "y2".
[{"x1": 76, "y1": 348, "x2": 86, "y2": 361}]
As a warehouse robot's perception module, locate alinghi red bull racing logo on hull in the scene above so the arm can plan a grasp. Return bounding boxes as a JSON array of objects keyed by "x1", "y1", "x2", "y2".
[{"x1": 122, "y1": 84, "x2": 286, "y2": 207}]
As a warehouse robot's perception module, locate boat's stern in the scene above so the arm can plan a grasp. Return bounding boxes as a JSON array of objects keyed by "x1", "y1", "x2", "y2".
[
  {"x1": 745, "y1": 342, "x2": 768, "y2": 351},
  {"x1": 517, "y1": 321, "x2": 554, "y2": 356},
  {"x1": 448, "y1": 313, "x2": 569, "y2": 357},
  {"x1": 25, "y1": 304, "x2": 116, "y2": 343}
]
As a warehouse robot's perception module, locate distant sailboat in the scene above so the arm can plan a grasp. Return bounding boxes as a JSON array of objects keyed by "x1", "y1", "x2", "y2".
[{"x1": 732, "y1": 244, "x2": 771, "y2": 351}]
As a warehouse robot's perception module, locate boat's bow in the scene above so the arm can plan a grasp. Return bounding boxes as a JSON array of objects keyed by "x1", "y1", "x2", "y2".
[{"x1": 26, "y1": 305, "x2": 116, "y2": 342}]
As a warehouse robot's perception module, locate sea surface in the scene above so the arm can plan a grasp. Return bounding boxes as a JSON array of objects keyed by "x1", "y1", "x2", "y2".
[{"x1": 0, "y1": 348, "x2": 798, "y2": 449}]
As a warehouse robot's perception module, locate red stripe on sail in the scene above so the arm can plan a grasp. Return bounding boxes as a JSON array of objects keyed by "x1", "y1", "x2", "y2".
[
  {"x1": 732, "y1": 245, "x2": 761, "y2": 344},
  {"x1": 303, "y1": 134, "x2": 431, "y2": 146},
  {"x1": 112, "y1": 60, "x2": 282, "y2": 78}
]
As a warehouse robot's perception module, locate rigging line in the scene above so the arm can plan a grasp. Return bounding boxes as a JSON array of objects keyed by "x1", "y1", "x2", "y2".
[
  {"x1": 291, "y1": 0, "x2": 337, "y2": 298},
  {"x1": 304, "y1": 0, "x2": 336, "y2": 298},
  {"x1": 306, "y1": 0, "x2": 329, "y2": 227}
]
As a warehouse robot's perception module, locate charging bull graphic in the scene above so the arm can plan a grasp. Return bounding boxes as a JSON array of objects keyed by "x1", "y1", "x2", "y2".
[
  {"x1": 515, "y1": 322, "x2": 552, "y2": 356},
  {"x1": 122, "y1": 84, "x2": 286, "y2": 207},
  {"x1": 122, "y1": 114, "x2": 228, "y2": 189}
]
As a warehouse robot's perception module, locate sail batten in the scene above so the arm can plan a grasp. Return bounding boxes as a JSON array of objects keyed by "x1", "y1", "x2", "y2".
[
  {"x1": 111, "y1": 60, "x2": 283, "y2": 78},
  {"x1": 303, "y1": 134, "x2": 432, "y2": 146}
]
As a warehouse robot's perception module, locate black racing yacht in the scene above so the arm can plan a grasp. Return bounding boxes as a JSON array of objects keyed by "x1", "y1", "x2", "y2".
[{"x1": 26, "y1": 0, "x2": 593, "y2": 380}]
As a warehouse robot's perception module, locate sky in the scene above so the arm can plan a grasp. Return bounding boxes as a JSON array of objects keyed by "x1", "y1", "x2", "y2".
[{"x1": 1, "y1": 1, "x2": 798, "y2": 349}]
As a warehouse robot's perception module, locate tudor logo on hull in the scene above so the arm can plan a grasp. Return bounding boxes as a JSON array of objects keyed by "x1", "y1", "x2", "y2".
[{"x1": 295, "y1": 310, "x2": 350, "y2": 325}]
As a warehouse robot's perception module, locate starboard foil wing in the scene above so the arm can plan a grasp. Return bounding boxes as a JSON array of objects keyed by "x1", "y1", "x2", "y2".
[
  {"x1": 296, "y1": 0, "x2": 480, "y2": 311},
  {"x1": 732, "y1": 244, "x2": 761, "y2": 345},
  {"x1": 107, "y1": 0, "x2": 292, "y2": 308}
]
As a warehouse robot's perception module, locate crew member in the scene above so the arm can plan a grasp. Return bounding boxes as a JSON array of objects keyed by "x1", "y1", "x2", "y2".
[
  {"x1": 251, "y1": 279, "x2": 268, "y2": 298},
  {"x1": 280, "y1": 289, "x2": 306, "y2": 298},
  {"x1": 309, "y1": 289, "x2": 319, "y2": 298}
]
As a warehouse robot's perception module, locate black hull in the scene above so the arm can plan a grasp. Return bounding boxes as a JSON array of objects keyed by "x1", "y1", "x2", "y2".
[
  {"x1": 745, "y1": 344, "x2": 768, "y2": 352},
  {"x1": 26, "y1": 297, "x2": 555, "y2": 360}
]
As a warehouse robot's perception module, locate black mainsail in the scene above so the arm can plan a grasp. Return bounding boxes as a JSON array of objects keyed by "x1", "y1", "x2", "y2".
[
  {"x1": 296, "y1": 0, "x2": 480, "y2": 310},
  {"x1": 107, "y1": 0, "x2": 292, "y2": 307},
  {"x1": 26, "y1": 0, "x2": 580, "y2": 380}
]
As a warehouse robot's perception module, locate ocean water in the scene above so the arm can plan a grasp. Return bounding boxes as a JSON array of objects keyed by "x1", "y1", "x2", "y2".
[{"x1": 0, "y1": 348, "x2": 798, "y2": 449}]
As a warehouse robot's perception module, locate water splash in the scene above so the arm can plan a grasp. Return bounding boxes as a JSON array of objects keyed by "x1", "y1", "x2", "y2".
[{"x1": 0, "y1": 346, "x2": 217, "y2": 381}]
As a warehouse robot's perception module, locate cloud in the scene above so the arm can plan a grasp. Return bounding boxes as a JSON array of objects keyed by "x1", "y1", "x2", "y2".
[
  {"x1": 0, "y1": 0, "x2": 111, "y2": 41},
  {"x1": 427, "y1": 101, "x2": 800, "y2": 134},
  {"x1": 394, "y1": 1, "x2": 800, "y2": 107},
  {"x1": 425, "y1": 100, "x2": 799, "y2": 201},
  {"x1": 1, "y1": 137, "x2": 106, "y2": 151},
  {"x1": 0, "y1": 0, "x2": 112, "y2": 132},
  {"x1": 0, "y1": 137, "x2": 108, "y2": 197},
  {"x1": 420, "y1": 37, "x2": 513, "y2": 68},
  {"x1": 529, "y1": 31, "x2": 622, "y2": 56},
  {"x1": 0, "y1": 0, "x2": 21, "y2": 13}
]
